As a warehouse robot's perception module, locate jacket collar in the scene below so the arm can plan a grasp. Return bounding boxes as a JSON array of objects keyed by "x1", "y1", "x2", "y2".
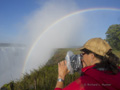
[{"x1": 82, "y1": 65, "x2": 95, "y2": 72}]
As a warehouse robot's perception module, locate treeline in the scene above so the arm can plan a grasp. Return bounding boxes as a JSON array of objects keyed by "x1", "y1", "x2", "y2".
[{"x1": 106, "y1": 24, "x2": 120, "y2": 50}]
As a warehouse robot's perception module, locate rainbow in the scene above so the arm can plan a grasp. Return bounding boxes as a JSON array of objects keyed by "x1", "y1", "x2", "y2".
[{"x1": 22, "y1": 8, "x2": 120, "y2": 74}]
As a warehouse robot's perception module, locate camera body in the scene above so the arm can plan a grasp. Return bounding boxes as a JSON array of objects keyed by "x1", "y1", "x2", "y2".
[{"x1": 65, "y1": 51, "x2": 83, "y2": 74}]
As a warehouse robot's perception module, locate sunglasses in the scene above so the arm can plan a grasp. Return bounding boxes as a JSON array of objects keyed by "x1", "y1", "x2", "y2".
[
  {"x1": 80, "y1": 49, "x2": 92, "y2": 57},
  {"x1": 80, "y1": 52, "x2": 87, "y2": 57}
]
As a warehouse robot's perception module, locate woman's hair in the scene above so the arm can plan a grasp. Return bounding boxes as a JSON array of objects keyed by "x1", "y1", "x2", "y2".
[{"x1": 82, "y1": 49, "x2": 120, "y2": 74}]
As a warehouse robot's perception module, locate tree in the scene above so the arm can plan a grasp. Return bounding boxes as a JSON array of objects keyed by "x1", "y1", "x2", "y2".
[{"x1": 106, "y1": 24, "x2": 120, "y2": 50}]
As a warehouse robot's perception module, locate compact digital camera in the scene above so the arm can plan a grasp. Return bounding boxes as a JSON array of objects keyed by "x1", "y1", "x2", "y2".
[{"x1": 65, "y1": 51, "x2": 83, "y2": 74}]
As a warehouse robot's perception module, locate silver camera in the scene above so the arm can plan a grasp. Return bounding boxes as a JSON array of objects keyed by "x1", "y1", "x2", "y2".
[{"x1": 65, "y1": 51, "x2": 83, "y2": 74}]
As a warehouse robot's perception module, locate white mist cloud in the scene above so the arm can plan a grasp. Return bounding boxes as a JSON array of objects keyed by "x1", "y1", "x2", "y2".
[
  {"x1": 0, "y1": 0, "x2": 85, "y2": 87},
  {"x1": 23, "y1": 0, "x2": 86, "y2": 73},
  {"x1": 0, "y1": 1, "x2": 86, "y2": 86},
  {"x1": 0, "y1": 46, "x2": 26, "y2": 87},
  {"x1": 24, "y1": 0, "x2": 79, "y2": 43}
]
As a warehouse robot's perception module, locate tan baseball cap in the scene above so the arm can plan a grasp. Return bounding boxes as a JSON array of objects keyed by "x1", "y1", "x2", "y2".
[{"x1": 78, "y1": 38, "x2": 112, "y2": 56}]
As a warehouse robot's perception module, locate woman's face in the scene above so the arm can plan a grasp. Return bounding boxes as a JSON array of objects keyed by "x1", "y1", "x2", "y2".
[{"x1": 81, "y1": 52, "x2": 94, "y2": 68}]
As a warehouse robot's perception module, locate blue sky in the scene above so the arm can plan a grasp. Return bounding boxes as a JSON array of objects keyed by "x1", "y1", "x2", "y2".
[
  {"x1": 0, "y1": 0, "x2": 41, "y2": 42},
  {"x1": 0, "y1": 0, "x2": 120, "y2": 43},
  {"x1": 76, "y1": 0, "x2": 120, "y2": 9},
  {"x1": 0, "y1": 0, "x2": 39, "y2": 42}
]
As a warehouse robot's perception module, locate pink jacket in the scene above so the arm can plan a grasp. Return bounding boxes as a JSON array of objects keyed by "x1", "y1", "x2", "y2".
[{"x1": 55, "y1": 65, "x2": 120, "y2": 90}]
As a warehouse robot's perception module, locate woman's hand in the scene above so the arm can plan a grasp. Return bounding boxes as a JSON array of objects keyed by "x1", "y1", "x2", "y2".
[{"x1": 58, "y1": 60, "x2": 69, "y2": 80}]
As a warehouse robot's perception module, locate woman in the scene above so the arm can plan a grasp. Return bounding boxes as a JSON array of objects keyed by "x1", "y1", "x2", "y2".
[{"x1": 54, "y1": 38, "x2": 120, "y2": 90}]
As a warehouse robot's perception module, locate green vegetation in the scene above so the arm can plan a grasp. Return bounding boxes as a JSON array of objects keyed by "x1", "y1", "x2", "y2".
[
  {"x1": 106, "y1": 24, "x2": 120, "y2": 50},
  {"x1": 112, "y1": 50, "x2": 120, "y2": 58}
]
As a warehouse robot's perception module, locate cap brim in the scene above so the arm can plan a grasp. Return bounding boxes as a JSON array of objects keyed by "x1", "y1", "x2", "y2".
[{"x1": 76, "y1": 46, "x2": 84, "y2": 51}]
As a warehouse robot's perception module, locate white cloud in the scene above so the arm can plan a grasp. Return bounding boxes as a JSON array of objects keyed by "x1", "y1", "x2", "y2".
[{"x1": 23, "y1": 0, "x2": 85, "y2": 73}]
